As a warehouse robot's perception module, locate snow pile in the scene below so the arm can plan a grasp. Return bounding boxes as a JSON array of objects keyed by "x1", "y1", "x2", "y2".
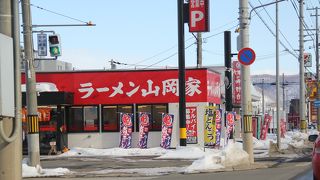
[
  {"x1": 184, "y1": 142, "x2": 249, "y2": 173},
  {"x1": 252, "y1": 137, "x2": 271, "y2": 150},
  {"x1": 22, "y1": 158, "x2": 71, "y2": 178},
  {"x1": 60, "y1": 147, "x2": 168, "y2": 157},
  {"x1": 222, "y1": 142, "x2": 249, "y2": 167},
  {"x1": 156, "y1": 146, "x2": 206, "y2": 160},
  {"x1": 283, "y1": 131, "x2": 308, "y2": 149}
]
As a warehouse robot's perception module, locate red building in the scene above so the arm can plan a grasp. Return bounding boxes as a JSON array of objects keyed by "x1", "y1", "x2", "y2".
[{"x1": 22, "y1": 68, "x2": 222, "y2": 152}]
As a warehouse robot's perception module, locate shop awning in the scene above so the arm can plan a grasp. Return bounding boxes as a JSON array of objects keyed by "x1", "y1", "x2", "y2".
[{"x1": 22, "y1": 92, "x2": 74, "y2": 106}]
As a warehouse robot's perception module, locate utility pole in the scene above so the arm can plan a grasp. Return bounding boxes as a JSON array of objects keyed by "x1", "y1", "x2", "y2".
[
  {"x1": 197, "y1": 32, "x2": 202, "y2": 67},
  {"x1": 282, "y1": 73, "x2": 285, "y2": 111},
  {"x1": 275, "y1": 0, "x2": 281, "y2": 149},
  {"x1": 299, "y1": 0, "x2": 307, "y2": 133},
  {"x1": 110, "y1": 59, "x2": 116, "y2": 70},
  {"x1": 316, "y1": 8, "x2": 320, "y2": 131},
  {"x1": 262, "y1": 78, "x2": 265, "y2": 116},
  {"x1": 0, "y1": 0, "x2": 22, "y2": 179},
  {"x1": 21, "y1": 0, "x2": 41, "y2": 166},
  {"x1": 239, "y1": 0, "x2": 254, "y2": 163},
  {"x1": 309, "y1": 7, "x2": 320, "y2": 131}
]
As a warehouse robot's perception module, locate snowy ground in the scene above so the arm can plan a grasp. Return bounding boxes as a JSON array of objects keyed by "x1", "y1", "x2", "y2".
[{"x1": 22, "y1": 130, "x2": 318, "y2": 178}]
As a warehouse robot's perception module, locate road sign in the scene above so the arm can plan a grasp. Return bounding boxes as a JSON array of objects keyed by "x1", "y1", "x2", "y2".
[
  {"x1": 37, "y1": 33, "x2": 47, "y2": 56},
  {"x1": 314, "y1": 100, "x2": 320, "y2": 108},
  {"x1": 304, "y1": 53, "x2": 312, "y2": 67},
  {"x1": 237, "y1": 47, "x2": 256, "y2": 65}
]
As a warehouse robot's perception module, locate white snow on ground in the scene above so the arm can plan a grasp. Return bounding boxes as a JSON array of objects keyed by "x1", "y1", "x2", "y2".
[
  {"x1": 22, "y1": 158, "x2": 70, "y2": 178},
  {"x1": 22, "y1": 130, "x2": 318, "y2": 177},
  {"x1": 59, "y1": 147, "x2": 168, "y2": 157}
]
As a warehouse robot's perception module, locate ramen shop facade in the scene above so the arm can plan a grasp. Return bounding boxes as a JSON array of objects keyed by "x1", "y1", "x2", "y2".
[{"x1": 22, "y1": 68, "x2": 221, "y2": 149}]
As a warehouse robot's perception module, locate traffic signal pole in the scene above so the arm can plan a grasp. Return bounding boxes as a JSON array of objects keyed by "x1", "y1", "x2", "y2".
[
  {"x1": 239, "y1": 0, "x2": 254, "y2": 163},
  {"x1": 21, "y1": 0, "x2": 41, "y2": 166}
]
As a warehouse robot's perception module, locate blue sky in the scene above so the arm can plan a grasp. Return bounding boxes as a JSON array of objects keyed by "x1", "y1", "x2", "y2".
[{"x1": 28, "y1": 0, "x2": 320, "y2": 75}]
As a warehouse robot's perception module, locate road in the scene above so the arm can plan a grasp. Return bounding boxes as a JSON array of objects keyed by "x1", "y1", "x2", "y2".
[
  {"x1": 24, "y1": 166, "x2": 313, "y2": 180},
  {"x1": 24, "y1": 156, "x2": 313, "y2": 180}
]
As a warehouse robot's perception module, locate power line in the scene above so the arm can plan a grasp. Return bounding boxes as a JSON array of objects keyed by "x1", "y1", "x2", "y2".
[
  {"x1": 290, "y1": 0, "x2": 317, "y2": 78},
  {"x1": 249, "y1": 1, "x2": 299, "y2": 58},
  {"x1": 141, "y1": 43, "x2": 195, "y2": 69},
  {"x1": 30, "y1": 3, "x2": 89, "y2": 24},
  {"x1": 256, "y1": 0, "x2": 298, "y2": 55}
]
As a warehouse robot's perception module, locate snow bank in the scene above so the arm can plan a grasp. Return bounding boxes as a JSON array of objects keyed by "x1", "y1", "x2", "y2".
[
  {"x1": 184, "y1": 142, "x2": 249, "y2": 173},
  {"x1": 222, "y1": 142, "x2": 249, "y2": 167},
  {"x1": 22, "y1": 158, "x2": 71, "y2": 178},
  {"x1": 59, "y1": 147, "x2": 168, "y2": 157}
]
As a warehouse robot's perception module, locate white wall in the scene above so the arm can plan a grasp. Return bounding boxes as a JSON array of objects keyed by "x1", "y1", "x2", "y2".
[
  {"x1": 169, "y1": 102, "x2": 209, "y2": 148},
  {"x1": 68, "y1": 132, "x2": 162, "y2": 149}
]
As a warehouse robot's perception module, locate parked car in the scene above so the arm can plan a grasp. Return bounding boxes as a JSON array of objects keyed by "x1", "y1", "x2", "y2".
[{"x1": 309, "y1": 134, "x2": 320, "y2": 180}]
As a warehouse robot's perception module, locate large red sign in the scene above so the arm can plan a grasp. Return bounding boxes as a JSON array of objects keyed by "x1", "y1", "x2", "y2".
[
  {"x1": 189, "y1": 0, "x2": 210, "y2": 32},
  {"x1": 232, "y1": 61, "x2": 241, "y2": 105},
  {"x1": 22, "y1": 69, "x2": 220, "y2": 105}
]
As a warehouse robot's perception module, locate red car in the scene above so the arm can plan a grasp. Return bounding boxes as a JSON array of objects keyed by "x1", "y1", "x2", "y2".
[{"x1": 309, "y1": 134, "x2": 320, "y2": 180}]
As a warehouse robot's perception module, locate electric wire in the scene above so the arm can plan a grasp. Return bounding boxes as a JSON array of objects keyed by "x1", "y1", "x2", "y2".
[
  {"x1": 30, "y1": 3, "x2": 88, "y2": 24},
  {"x1": 257, "y1": 0, "x2": 298, "y2": 55},
  {"x1": 249, "y1": 1, "x2": 298, "y2": 58},
  {"x1": 141, "y1": 43, "x2": 195, "y2": 70},
  {"x1": 290, "y1": 0, "x2": 317, "y2": 78}
]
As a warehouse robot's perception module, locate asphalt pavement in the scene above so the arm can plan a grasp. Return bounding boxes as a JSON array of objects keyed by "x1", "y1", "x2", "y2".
[{"x1": 23, "y1": 146, "x2": 313, "y2": 179}]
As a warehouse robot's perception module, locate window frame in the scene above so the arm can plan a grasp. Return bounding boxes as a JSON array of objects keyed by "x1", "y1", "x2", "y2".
[
  {"x1": 66, "y1": 105, "x2": 99, "y2": 133},
  {"x1": 136, "y1": 104, "x2": 168, "y2": 132},
  {"x1": 101, "y1": 104, "x2": 134, "y2": 132}
]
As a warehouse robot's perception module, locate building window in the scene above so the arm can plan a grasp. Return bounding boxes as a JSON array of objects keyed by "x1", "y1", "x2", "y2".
[
  {"x1": 67, "y1": 106, "x2": 83, "y2": 132},
  {"x1": 84, "y1": 106, "x2": 99, "y2": 132},
  {"x1": 102, "y1": 106, "x2": 118, "y2": 131},
  {"x1": 136, "y1": 105, "x2": 152, "y2": 132},
  {"x1": 136, "y1": 104, "x2": 167, "y2": 131},
  {"x1": 67, "y1": 106, "x2": 99, "y2": 133},
  {"x1": 102, "y1": 105, "x2": 133, "y2": 132},
  {"x1": 118, "y1": 105, "x2": 133, "y2": 114}
]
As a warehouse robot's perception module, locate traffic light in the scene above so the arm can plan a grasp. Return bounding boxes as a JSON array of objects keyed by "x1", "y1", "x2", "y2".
[{"x1": 48, "y1": 34, "x2": 61, "y2": 57}]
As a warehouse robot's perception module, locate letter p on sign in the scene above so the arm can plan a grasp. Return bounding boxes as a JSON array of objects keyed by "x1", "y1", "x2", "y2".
[
  {"x1": 189, "y1": 0, "x2": 210, "y2": 32},
  {"x1": 191, "y1": 11, "x2": 204, "y2": 27}
]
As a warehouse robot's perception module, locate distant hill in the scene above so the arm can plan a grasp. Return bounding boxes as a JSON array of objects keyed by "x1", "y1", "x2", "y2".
[{"x1": 251, "y1": 74, "x2": 300, "y2": 112}]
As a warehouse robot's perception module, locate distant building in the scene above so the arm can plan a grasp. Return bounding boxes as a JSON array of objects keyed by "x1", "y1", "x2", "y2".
[{"x1": 20, "y1": 59, "x2": 72, "y2": 72}]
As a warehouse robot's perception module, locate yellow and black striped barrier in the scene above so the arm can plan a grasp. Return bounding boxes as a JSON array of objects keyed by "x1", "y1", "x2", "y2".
[
  {"x1": 300, "y1": 120, "x2": 307, "y2": 130},
  {"x1": 180, "y1": 127, "x2": 186, "y2": 139},
  {"x1": 27, "y1": 115, "x2": 39, "y2": 134},
  {"x1": 243, "y1": 115, "x2": 252, "y2": 133}
]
